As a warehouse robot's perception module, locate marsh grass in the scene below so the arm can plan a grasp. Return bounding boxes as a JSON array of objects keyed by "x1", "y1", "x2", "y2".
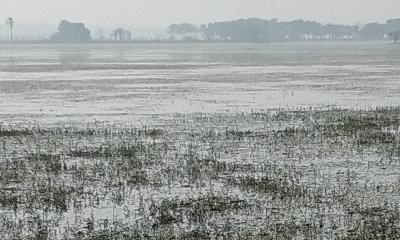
[{"x1": 0, "y1": 106, "x2": 400, "y2": 239}]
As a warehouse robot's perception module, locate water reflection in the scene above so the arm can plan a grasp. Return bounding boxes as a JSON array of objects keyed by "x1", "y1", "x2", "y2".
[{"x1": 57, "y1": 45, "x2": 91, "y2": 65}]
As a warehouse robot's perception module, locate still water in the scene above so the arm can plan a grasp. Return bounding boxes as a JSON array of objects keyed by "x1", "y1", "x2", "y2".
[{"x1": 1, "y1": 41, "x2": 399, "y2": 123}]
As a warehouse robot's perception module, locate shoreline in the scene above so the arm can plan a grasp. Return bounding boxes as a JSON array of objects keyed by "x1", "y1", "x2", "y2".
[{"x1": 0, "y1": 39, "x2": 394, "y2": 45}]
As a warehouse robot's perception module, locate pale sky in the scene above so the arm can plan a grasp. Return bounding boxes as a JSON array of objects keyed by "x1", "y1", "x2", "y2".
[{"x1": 1, "y1": 0, "x2": 400, "y2": 28}]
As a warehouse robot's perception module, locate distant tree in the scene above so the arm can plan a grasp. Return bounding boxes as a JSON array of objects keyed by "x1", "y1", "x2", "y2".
[
  {"x1": 386, "y1": 19, "x2": 400, "y2": 43},
  {"x1": 207, "y1": 18, "x2": 270, "y2": 42},
  {"x1": 113, "y1": 28, "x2": 124, "y2": 41},
  {"x1": 50, "y1": 20, "x2": 91, "y2": 42},
  {"x1": 389, "y1": 31, "x2": 400, "y2": 43},
  {"x1": 172, "y1": 18, "x2": 400, "y2": 43},
  {"x1": 112, "y1": 28, "x2": 132, "y2": 41},
  {"x1": 360, "y1": 23, "x2": 387, "y2": 39},
  {"x1": 6, "y1": 17, "x2": 15, "y2": 42},
  {"x1": 168, "y1": 23, "x2": 198, "y2": 39},
  {"x1": 321, "y1": 24, "x2": 347, "y2": 39},
  {"x1": 199, "y1": 24, "x2": 207, "y2": 40},
  {"x1": 126, "y1": 31, "x2": 132, "y2": 41},
  {"x1": 386, "y1": 19, "x2": 400, "y2": 31}
]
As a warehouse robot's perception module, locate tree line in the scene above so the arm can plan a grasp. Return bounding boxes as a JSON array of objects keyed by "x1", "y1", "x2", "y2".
[
  {"x1": 50, "y1": 20, "x2": 133, "y2": 42},
  {"x1": 1, "y1": 18, "x2": 133, "y2": 43},
  {"x1": 169, "y1": 18, "x2": 400, "y2": 43},
  {"x1": 2, "y1": 17, "x2": 400, "y2": 43}
]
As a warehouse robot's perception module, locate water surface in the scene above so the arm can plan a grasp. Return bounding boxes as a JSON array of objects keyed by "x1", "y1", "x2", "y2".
[{"x1": 1, "y1": 41, "x2": 399, "y2": 123}]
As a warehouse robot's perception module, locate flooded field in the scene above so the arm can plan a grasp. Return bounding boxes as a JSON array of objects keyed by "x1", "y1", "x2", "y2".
[
  {"x1": 1, "y1": 42, "x2": 400, "y2": 123},
  {"x1": 0, "y1": 42, "x2": 400, "y2": 239}
]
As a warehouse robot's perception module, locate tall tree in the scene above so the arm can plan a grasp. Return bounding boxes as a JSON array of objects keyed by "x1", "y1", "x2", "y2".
[
  {"x1": 112, "y1": 28, "x2": 131, "y2": 41},
  {"x1": 6, "y1": 17, "x2": 15, "y2": 42},
  {"x1": 50, "y1": 20, "x2": 91, "y2": 42}
]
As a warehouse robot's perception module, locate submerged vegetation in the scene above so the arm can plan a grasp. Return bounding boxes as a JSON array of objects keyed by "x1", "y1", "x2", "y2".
[{"x1": 0, "y1": 106, "x2": 400, "y2": 239}]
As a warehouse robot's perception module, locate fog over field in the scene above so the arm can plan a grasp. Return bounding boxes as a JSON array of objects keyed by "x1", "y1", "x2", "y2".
[
  {"x1": 4, "y1": 0, "x2": 400, "y2": 26},
  {"x1": 2, "y1": 0, "x2": 400, "y2": 40}
]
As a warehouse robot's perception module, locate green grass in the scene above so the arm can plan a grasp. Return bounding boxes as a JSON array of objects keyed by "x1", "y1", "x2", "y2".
[{"x1": 0, "y1": 106, "x2": 400, "y2": 239}]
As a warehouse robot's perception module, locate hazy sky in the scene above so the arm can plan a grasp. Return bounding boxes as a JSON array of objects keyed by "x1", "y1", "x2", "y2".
[{"x1": 2, "y1": 0, "x2": 400, "y2": 27}]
